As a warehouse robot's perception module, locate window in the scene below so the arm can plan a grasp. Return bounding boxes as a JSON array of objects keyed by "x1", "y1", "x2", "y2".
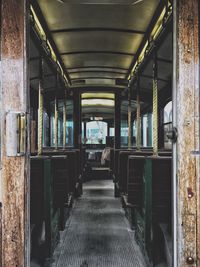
[
  {"x1": 132, "y1": 120, "x2": 136, "y2": 146},
  {"x1": 86, "y1": 121, "x2": 107, "y2": 144},
  {"x1": 50, "y1": 99, "x2": 74, "y2": 147},
  {"x1": 58, "y1": 114, "x2": 63, "y2": 147},
  {"x1": 43, "y1": 111, "x2": 50, "y2": 147},
  {"x1": 121, "y1": 100, "x2": 128, "y2": 147},
  {"x1": 163, "y1": 101, "x2": 172, "y2": 149},
  {"x1": 142, "y1": 113, "x2": 153, "y2": 147},
  {"x1": 65, "y1": 100, "x2": 74, "y2": 147},
  {"x1": 109, "y1": 127, "x2": 114, "y2": 136},
  {"x1": 142, "y1": 114, "x2": 148, "y2": 147}
]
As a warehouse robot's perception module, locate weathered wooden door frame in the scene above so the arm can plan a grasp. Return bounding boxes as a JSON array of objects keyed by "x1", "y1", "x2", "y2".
[
  {"x1": 173, "y1": 0, "x2": 200, "y2": 266},
  {"x1": 1, "y1": 0, "x2": 30, "y2": 266}
]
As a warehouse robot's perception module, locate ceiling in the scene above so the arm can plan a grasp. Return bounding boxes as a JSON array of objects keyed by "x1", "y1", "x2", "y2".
[
  {"x1": 29, "y1": 0, "x2": 172, "y2": 120},
  {"x1": 34, "y1": 0, "x2": 161, "y2": 86}
]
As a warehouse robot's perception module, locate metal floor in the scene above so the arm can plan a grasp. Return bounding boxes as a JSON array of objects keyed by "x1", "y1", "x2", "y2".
[{"x1": 49, "y1": 180, "x2": 146, "y2": 267}]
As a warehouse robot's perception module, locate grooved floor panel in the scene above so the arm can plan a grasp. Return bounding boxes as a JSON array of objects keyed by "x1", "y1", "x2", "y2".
[{"x1": 50, "y1": 180, "x2": 146, "y2": 267}]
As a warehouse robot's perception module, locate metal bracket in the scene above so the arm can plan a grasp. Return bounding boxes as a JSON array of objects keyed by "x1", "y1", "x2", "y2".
[
  {"x1": 166, "y1": 127, "x2": 178, "y2": 143},
  {"x1": 6, "y1": 112, "x2": 27, "y2": 156}
]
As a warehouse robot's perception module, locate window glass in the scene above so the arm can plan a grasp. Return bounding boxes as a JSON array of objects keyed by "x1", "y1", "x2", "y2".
[
  {"x1": 164, "y1": 101, "x2": 172, "y2": 123},
  {"x1": 86, "y1": 121, "x2": 107, "y2": 144},
  {"x1": 109, "y1": 127, "x2": 114, "y2": 136},
  {"x1": 43, "y1": 111, "x2": 50, "y2": 147},
  {"x1": 163, "y1": 101, "x2": 172, "y2": 149},
  {"x1": 58, "y1": 114, "x2": 63, "y2": 147},
  {"x1": 50, "y1": 99, "x2": 74, "y2": 147},
  {"x1": 142, "y1": 114, "x2": 148, "y2": 147},
  {"x1": 132, "y1": 120, "x2": 136, "y2": 146},
  {"x1": 50, "y1": 115, "x2": 55, "y2": 147},
  {"x1": 121, "y1": 99, "x2": 136, "y2": 147},
  {"x1": 66, "y1": 100, "x2": 74, "y2": 147}
]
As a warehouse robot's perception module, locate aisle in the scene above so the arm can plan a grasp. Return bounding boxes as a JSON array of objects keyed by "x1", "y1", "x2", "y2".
[{"x1": 50, "y1": 180, "x2": 146, "y2": 267}]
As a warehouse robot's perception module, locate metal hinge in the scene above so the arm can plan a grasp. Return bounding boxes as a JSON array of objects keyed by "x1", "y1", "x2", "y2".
[
  {"x1": 166, "y1": 127, "x2": 178, "y2": 143},
  {"x1": 6, "y1": 111, "x2": 27, "y2": 156}
]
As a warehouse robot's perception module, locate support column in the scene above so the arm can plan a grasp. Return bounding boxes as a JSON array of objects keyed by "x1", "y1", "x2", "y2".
[
  {"x1": 73, "y1": 92, "x2": 81, "y2": 148},
  {"x1": 152, "y1": 50, "x2": 158, "y2": 155},
  {"x1": 63, "y1": 91, "x2": 67, "y2": 148},
  {"x1": 114, "y1": 92, "x2": 121, "y2": 149},
  {"x1": 128, "y1": 87, "x2": 132, "y2": 149},
  {"x1": 37, "y1": 58, "x2": 44, "y2": 155},
  {"x1": 1, "y1": 1, "x2": 30, "y2": 266},
  {"x1": 174, "y1": 0, "x2": 199, "y2": 266},
  {"x1": 136, "y1": 79, "x2": 141, "y2": 150},
  {"x1": 54, "y1": 94, "x2": 58, "y2": 149}
]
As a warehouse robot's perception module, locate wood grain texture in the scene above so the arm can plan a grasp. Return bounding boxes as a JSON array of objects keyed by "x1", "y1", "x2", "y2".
[
  {"x1": 1, "y1": 0, "x2": 29, "y2": 266},
  {"x1": 175, "y1": 0, "x2": 199, "y2": 266}
]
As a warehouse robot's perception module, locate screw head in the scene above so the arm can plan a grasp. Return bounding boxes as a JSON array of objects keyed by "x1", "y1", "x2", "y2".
[{"x1": 186, "y1": 256, "x2": 195, "y2": 264}]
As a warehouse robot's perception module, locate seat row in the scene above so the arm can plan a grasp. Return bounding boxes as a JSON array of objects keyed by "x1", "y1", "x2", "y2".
[
  {"x1": 112, "y1": 148, "x2": 172, "y2": 265},
  {"x1": 30, "y1": 149, "x2": 83, "y2": 263}
]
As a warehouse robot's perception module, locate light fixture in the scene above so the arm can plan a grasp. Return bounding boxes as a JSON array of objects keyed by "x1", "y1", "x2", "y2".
[
  {"x1": 90, "y1": 117, "x2": 104, "y2": 121},
  {"x1": 82, "y1": 93, "x2": 114, "y2": 100},
  {"x1": 82, "y1": 99, "x2": 114, "y2": 107}
]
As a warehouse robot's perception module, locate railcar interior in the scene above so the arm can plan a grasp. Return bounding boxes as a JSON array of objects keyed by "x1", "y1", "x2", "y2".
[{"x1": 0, "y1": 1, "x2": 199, "y2": 267}]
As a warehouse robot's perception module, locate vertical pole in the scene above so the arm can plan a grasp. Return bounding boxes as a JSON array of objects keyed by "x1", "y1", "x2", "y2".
[
  {"x1": 84, "y1": 121, "x2": 87, "y2": 144},
  {"x1": 172, "y1": 2, "x2": 178, "y2": 266},
  {"x1": 63, "y1": 90, "x2": 67, "y2": 148},
  {"x1": 38, "y1": 58, "x2": 44, "y2": 155},
  {"x1": 73, "y1": 91, "x2": 81, "y2": 148},
  {"x1": 152, "y1": 49, "x2": 158, "y2": 156},
  {"x1": 174, "y1": 0, "x2": 199, "y2": 266},
  {"x1": 136, "y1": 78, "x2": 141, "y2": 150},
  {"x1": 54, "y1": 94, "x2": 58, "y2": 149},
  {"x1": 128, "y1": 87, "x2": 132, "y2": 149},
  {"x1": 1, "y1": 0, "x2": 30, "y2": 266},
  {"x1": 114, "y1": 92, "x2": 121, "y2": 149}
]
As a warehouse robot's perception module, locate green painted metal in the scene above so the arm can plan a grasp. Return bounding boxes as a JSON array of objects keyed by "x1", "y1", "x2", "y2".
[
  {"x1": 144, "y1": 158, "x2": 152, "y2": 260},
  {"x1": 44, "y1": 159, "x2": 60, "y2": 256},
  {"x1": 135, "y1": 158, "x2": 153, "y2": 263}
]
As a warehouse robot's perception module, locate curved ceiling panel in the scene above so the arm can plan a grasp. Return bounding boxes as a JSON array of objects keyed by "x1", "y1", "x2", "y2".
[
  {"x1": 36, "y1": 0, "x2": 164, "y2": 87},
  {"x1": 38, "y1": 0, "x2": 159, "y2": 31},
  {"x1": 68, "y1": 67, "x2": 128, "y2": 73},
  {"x1": 70, "y1": 71, "x2": 125, "y2": 80},
  {"x1": 53, "y1": 31, "x2": 143, "y2": 55},
  {"x1": 62, "y1": 53, "x2": 133, "y2": 69}
]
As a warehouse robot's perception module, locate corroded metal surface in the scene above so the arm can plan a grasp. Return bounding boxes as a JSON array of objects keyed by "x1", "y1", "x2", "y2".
[
  {"x1": 1, "y1": 0, "x2": 29, "y2": 266},
  {"x1": 175, "y1": 0, "x2": 199, "y2": 266}
]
